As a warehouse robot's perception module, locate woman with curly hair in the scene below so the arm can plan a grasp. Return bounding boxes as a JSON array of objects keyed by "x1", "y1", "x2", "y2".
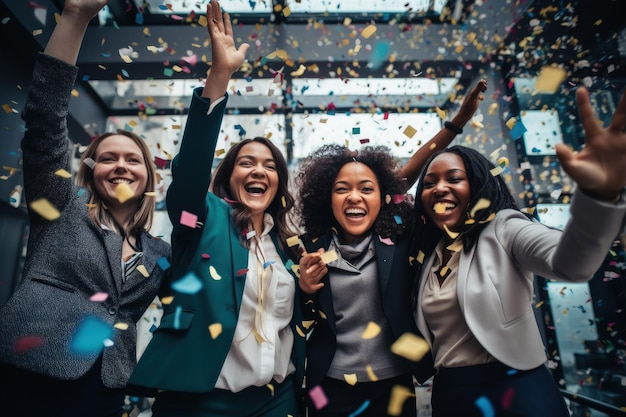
[{"x1": 294, "y1": 80, "x2": 487, "y2": 417}]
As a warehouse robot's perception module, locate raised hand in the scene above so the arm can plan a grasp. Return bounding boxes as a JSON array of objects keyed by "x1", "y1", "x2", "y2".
[
  {"x1": 452, "y1": 79, "x2": 487, "y2": 127},
  {"x1": 298, "y1": 250, "x2": 327, "y2": 295},
  {"x1": 555, "y1": 87, "x2": 626, "y2": 201},
  {"x1": 202, "y1": 0, "x2": 250, "y2": 101}
]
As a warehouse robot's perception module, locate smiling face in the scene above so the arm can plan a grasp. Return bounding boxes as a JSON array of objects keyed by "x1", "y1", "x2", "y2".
[
  {"x1": 229, "y1": 141, "x2": 279, "y2": 220},
  {"x1": 420, "y1": 152, "x2": 471, "y2": 233},
  {"x1": 331, "y1": 162, "x2": 382, "y2": 244},
  {"x1": 92, "y1": 134, "x2": 149, "y2": 208}
]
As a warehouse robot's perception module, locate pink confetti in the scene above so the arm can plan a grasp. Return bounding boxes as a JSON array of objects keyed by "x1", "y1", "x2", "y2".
[
  {"x1": 309, "y1": 385, "x2": 329, "y2": 410},
  {"x1": 14, "y1": 336, "x2": 44, "y2": 353},
  {"x1": 89, "y1": 292, "x2": 109, "y2": 302},
  {"x1": 180, "y1": 210, "x2": 198, "y2": 228}
]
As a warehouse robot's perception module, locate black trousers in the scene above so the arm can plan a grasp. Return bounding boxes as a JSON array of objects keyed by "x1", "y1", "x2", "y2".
[
  {"x1": 431, "y1": 362, "x2": 570, "y2": 417},
  {"x1": 0, "y1": 356, "x2": 125, "y2": 417},
  {"x1": 307, "y1": 374, "x2": 416, "y2": 417}
]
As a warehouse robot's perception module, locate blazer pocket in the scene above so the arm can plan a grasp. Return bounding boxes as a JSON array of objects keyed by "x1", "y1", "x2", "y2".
[
  {"x1": 32, "y1": 275, "x2": 76, "y2": 293},
  {"x1": 156, "y1": 309, "x2": 194, "y2": 332}
]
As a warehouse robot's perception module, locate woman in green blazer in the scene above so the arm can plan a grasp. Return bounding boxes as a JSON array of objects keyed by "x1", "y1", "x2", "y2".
[{"x1": 127, "y1": 2, "x2": 306, "y2": 416}]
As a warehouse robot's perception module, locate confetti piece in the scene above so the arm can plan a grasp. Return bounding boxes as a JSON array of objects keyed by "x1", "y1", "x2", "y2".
[
  {"x1": 89, "y1": 292, "x2": 109, "y2": 302},
  {"x1": 13, "y1": 336, "x2": 44, "y2": 354},
  {"x1": 144, "y1": 191, "x2": 157, "y2": 197},
  {"x1": 417, "y1": 251, "x2": 425, "y2": 264},
  {"x1": 349, "y1": 400, "x2": 370, "y2": 417},
  {"x1": 83, "y1": 157, "x2": 96, "y2": 169},
  {"x1": 209, "y1": 266, "x2": 222, "y2": 280},
  {"x1": 157, "y1": 257, "x2": 171, "y2": 271},
  {"x1": 302, "y1": 320, "x2": 315, "y2": 329},
  {"x1": 114, "y1": 322, "x2": 129, "y2": 330},
  {"x1": 379, "y1": 236, "x2": 394, "y2": 245},
  {"x1": 469, "y1": 198, "x2": 491, "y2": 218},
  {"x1": 180, "y1": 210, "x2": 198, "y2": 228},
  {"x1": 390, "y1": 332, "x2": 430, "y2": 361},
  {"x1": 446, "y1": 240, "x2": 463, "y2": 252},
  {"x1": 402, "y1": 125, "x2": 417, "y2": 139},
  {"x1": 475, "y1": 396, "x2": 495, "y2": 417},
  {"x1": 208, "y1": 323, "x2": 222, "y2": 339},
  {"x1": 309, "y1": 386, "x2": 328, "y2": 410},
  {"x1": 114, "y1": 183, "x2": 134, "y2": 203},
  {"x1": 489, "y1": 166, "x2": 504, "y2": 176},
  {"x1": 434, "y1": 202, "x2": 447, "y2": 214},
  {"x1": 443, "y1": 224, "x2": 459, "y2": 239},
  {"x1": 30, "y1": 198, "x2": 60, "y2": 220},
  {"x1": 54, "y1": 168, "x2": 71, "y2": 178},
  {"x1": 320, "y1": 249, "x2": 338, "y2": 264},
  {"x1": 505, "y1": 118, "x2": 517, "y2": 130},
  {"x1": 361, "y1": 321, "x2": 381, "y2": 339},
  {"x1": 161, "y1": 296, "x2": 174, "y2": 305},
  {"x1": 344, "y1": 373, "x2": 358, "y2": 386},
  {"x1": 387, "y1": 385, "x2": 415, "y2": 416},
  {"x1": 171, "y1": 272, "x2": 203, "y2": 294},
  {"x1": 361, "y1": 24, "x2": 377, "y2": 39},
  {"x1": 385, "y1": 195, "x2": 391, "y2": 204},
  {"x1": 296, "y1": 325, "x2": 306, "y2": 337},
  {"x1": 286, "y1": 235, "x2": 301, "y2": 247},
  {"x1": 246, "y1": 230, "x2": 257, "y2": 239},
  {"x1": 70, "y1": 316, "x2": 113, "y2": 355},
  {"x1": 136, "y1": 264, "x2": 149, "y2": 277},
  {"x1": 534, "y1": 66, "x2": 566, "y2": 94},
  {"x1": 365, "y1": 364, "x2": 379, "y2": 381}
]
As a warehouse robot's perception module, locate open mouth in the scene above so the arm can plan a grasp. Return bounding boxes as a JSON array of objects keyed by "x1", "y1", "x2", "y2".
[
  {"x1": 245, "y1": 182, "x2": 267, "y2": 194},
  {"x1": 433, "y1": 202, "x2": 456, "y2": 214},
  {"x1": 110, "y1": 178, "x2": 133, "y2": 184},
  {"x1": 345, "y1": 207, "x2": 366, "y2": 218}
]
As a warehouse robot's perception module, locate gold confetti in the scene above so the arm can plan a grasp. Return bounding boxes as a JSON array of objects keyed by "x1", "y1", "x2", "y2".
[
  {"x1": 302, "y1": 320, "x2": 315, "y2": 329},
  {"x1": 469, "y1": 198, "x2": 491, "y2": 218},
  {"x1": 402, "y1": 125, "x2": 417, "y2": 139},
  {"x1": 281, "y1": 195, "x2": 286, "y2": 207},
  {"x1": 114, "y1": 322, "x2": 129, "y2": 330},
  {"x1": 435, "y1": 107, "x2": 447, "y2": 120},
  {"x1": 361, "y1": 321, "x2": 381, "y2": 339},
  {"x1": 144, "y1": 191, "x2": 157, "y2": 197},
  {"x1": 30, "y1": 198, "x2": 61, "y2": 220},
  {"x1": 434, "y1": 202, "x2": 447, "y2": 214},
  {"x1": 443, "y1": 224, "x2": 459, "y2": 239},
  {"x1": 54, "y1": 169, "x2": 72, "y2": 178},
  {"x1": 490, "y1": 166, "x2": 504, "y2": 176},
  {"x1": 266, "y1": 383, "x2": 275, "y2": 396},
  {"x1": 161, "y1": 296, "x2": 174, "y2": 305},
  {"x1": 387, "y1": 385, "x2": 415, "y2": 416},
  {"x1": 534, "y1": 66, "x2": 566, "y2": 94},
  {"x1": 286, "y1": 235, "x2": 301, "y2": 247},
  {"x1": 365, "y1": 364, "x2": 379, "y2": 381},
  {"x1": 215, "y1": 149, "x2": 225, "y2": 157},
  {"x1": 361, "y1": 24, "x2": 377, "y2": 39},
  {"x1": 114, "y1": 183, "x2": 134, "y2": 203},
  {"x1": 208, "y1": 323, "x2": 222, "y2": 339},
  {"x1": 344, "y1": 373, "x2": 358, "y2": 386},
  {"x1": 136, "y1": 265, "x2": 149, "y2": 277},
  {"x1": 320, "y1": 249, "x2": 338, "y2": 264},
  {"x1": 505, "y1": 117, "x2": 517, "y2": 130},
  {"x1": 295, "y1": 325, "x2": 306, "y2": 337},
  {"x1": 390, "y1": 332, "x2": 430, "y2": 361}
]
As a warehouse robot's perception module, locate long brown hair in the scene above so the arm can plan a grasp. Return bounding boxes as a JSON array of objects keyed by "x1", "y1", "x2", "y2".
[
  {"x1": 75, "y1": 130, "x2": 157, "y2": 239},
  {"x1": 212, "y1": 137, "x2": 296, "y2": 253}
]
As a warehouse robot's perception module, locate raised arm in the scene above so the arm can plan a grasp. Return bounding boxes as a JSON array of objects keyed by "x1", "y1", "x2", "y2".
[
  {"x1": 201, "y1": 0, "x2": 249, "y2": 102},
  {"x1": 44, "y1": 0, "x2": 109, "y2": 65},
  {"x1": 398, "y1": 79, "x2": 487, "y2": 191},
  {"x1": 555, "y1": 87, "x2": 626, "y2": 201}
]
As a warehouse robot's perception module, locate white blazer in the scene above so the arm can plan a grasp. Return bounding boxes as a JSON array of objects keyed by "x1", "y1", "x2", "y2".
[{"x1": 415, "y1": 189, "x2": 626, "y2": 370}]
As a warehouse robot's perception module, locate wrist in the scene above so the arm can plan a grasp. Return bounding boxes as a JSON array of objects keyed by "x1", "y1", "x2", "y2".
[{"x1": 444, "y1": 121, "x2": 463, "y2": 135}]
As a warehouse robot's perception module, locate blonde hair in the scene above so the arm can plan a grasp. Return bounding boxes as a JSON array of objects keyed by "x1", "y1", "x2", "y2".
[{"x1": 74, "y1": 130, "x2": 157, "y2": 240}]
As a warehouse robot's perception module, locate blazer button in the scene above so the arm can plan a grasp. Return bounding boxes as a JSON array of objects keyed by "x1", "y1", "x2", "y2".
[{"x1": 108, "y1": 307, "x2": 117, "y2": 315}]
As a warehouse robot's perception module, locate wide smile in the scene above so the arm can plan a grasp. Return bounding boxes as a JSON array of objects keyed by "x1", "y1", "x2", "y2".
[
  {"x1": 109, "y1": 178, "x2": 134, "y2": 185},
  {"x1": 344, "y1": 207, "x2": 367, "y2": 220},
  {"x1": 244, "y1": 182, "x2": 268, "y2": 196}
]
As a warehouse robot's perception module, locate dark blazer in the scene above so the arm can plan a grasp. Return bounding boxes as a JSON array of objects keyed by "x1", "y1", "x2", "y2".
[
  {"x1": 0, "y1": 53, "x2": 171, "y2": 389},
  {"x1": 301, "y1": 232, "x2": 435, "y2": 390},
  {"x1": 127, "y1": 90, "x2": 306, "y2": 395}
]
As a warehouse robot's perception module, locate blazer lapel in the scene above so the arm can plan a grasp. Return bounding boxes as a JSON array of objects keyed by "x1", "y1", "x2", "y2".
[
  {"x1": 100, "y1": 226, "x2": 124, "y2": 294},
  {"x1": 454, "y1": 242, "x2": 476, "y2": 311},
  {"x1": 230, "y1": 226, "x2": 249, "y2": 313}
]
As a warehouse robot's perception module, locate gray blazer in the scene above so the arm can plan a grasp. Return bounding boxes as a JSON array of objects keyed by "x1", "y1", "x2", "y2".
[
  {"x1": 0, "y1": 53, "x2": 171, "y2": 389},
  {"x1": 415, "y1": 189, "x2": 626, "y2": 372}
]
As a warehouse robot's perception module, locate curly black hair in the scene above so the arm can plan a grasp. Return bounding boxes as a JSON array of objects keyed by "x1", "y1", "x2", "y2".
[{"x1": 295, "y1": 144, "x2": 414, "y2": 240}]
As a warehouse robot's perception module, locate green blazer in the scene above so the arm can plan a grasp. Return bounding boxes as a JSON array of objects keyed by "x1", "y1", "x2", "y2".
[{"x1": 127, "y1": 91, "x2": 306, "y2": 396}]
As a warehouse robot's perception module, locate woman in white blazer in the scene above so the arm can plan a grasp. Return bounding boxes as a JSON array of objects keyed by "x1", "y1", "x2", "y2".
[{"x1": 410, "y1": 86, "x2": 626, "y2": 417}]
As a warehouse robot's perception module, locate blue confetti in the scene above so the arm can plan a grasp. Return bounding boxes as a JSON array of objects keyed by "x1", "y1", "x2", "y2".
[
  {"x1": 173, "y1": 305, "x2": 182, "y2": 329},
  {"x1": 394, "y1": 215, "x2": 402, "y2": 224},
  {"x1": 171, "y1": 272, "x2": 203, "y2": 294},
  {"x1": 157, "y1": 257, "x2": 171, "y2": 271},
  {"x1": 263, "y1": 260, "x2": 276, "y2": 269},
  {"x1": 70, "y1": 315, "x2": 113, "y2": 355},
  {"x1": 348, "y1": 400, "x2": 370, "y2": 417},
  {"x1": 475, "y1": 396, "x2": 495, "y2": 417}
]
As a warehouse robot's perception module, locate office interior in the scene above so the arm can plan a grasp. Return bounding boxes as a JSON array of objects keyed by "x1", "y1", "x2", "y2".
[{"x1": 0, "y1": 0, "x2": 625, "y2": 415}]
